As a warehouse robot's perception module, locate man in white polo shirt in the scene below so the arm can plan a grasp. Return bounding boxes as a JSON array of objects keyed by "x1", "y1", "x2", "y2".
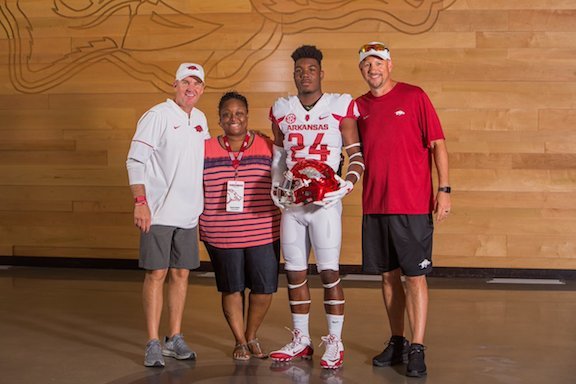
[{"x1": 126, "y1": 63, "x2": 210, "y2": 367}]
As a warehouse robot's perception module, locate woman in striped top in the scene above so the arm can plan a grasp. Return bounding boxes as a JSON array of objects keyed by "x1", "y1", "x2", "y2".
[{"x1": 200, "y1": 91, "x2": 281, "y2": 361}]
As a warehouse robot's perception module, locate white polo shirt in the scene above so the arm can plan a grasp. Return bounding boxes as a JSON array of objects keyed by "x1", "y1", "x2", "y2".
[{"x1": 127, "y1": 99, "x2": 210, "y2": 228}]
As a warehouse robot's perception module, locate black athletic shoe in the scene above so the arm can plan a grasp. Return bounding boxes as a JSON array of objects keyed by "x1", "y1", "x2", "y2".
[
  {"x1": 372, "y1": 336, "x2": 409, "y2": 367},
  {"x1": 406, "y1": 343, "x2": 427, "y2": 377}
]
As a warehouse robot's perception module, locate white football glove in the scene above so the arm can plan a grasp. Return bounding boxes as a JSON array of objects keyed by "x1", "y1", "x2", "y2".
[
  {"x1": 270, "y1": 145, "x2": 288, "y2": 210},
  {"x1": 271, "y1": 182, "x2": 287, "y2": 210},
  {"x1": 314, "y1": 175, "x2": 353, "y2": 209}
]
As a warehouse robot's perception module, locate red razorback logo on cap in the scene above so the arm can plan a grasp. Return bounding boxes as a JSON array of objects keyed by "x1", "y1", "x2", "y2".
[{"x1": 188, "y1": 65, "x2": 198, "y2": 70}]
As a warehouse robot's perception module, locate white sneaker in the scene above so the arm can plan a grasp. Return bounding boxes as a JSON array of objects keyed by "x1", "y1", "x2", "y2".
[
  {"x1": 269, "y1": 328, "x2": 314, "y2": 362},
  {"x1": 320, "y1": 334, "x2": 344, "y2": 369}
]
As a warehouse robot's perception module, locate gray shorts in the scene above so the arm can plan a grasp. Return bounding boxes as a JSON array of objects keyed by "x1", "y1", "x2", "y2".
[{"x1": 139, "y1": 225, "x2": 200, "y2": 270}]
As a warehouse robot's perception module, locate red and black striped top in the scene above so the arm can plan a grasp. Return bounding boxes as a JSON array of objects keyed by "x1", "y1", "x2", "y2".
[{"x1": 200, "y1": 134, "x2": 281, "y2": 248}]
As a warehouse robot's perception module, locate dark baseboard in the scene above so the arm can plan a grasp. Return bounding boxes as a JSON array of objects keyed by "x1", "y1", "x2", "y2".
[
  {"x1": 0, "y1": 256, "x2": 141, "y2": 270},
  {"x1": 1, "y1": 256, "x2": 575, "y2": 280},
  {"x1": 427, "y1": 267, "x2": 576, "y2": 280}
]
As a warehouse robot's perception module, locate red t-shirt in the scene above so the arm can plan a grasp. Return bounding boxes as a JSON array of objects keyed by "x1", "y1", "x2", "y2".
[{"x1": 355, "y1": 82, "x2": 445, "y2": 214}]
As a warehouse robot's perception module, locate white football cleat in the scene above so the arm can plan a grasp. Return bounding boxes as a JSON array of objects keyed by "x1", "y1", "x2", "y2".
[{"x1": 269, "y1": 328, "x2": 314, "y2": 362}]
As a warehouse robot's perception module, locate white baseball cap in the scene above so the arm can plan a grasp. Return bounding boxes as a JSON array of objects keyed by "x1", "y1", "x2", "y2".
[
  {"x1": 175, "y1": 63, "x2": 205, "y2": 83},
  {"x1": 358, "y1": 42, "x2": 391, "y2": 63}
]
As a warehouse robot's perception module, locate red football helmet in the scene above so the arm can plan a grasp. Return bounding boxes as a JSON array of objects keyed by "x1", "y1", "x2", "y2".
[{"x1": 277, "y1": 160, "x2": 340, "y2": 206}]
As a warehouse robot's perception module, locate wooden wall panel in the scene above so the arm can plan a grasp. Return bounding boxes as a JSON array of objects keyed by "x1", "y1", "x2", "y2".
[{"x1": 1, "y1": 0, "x2": 575, "y2": 271}]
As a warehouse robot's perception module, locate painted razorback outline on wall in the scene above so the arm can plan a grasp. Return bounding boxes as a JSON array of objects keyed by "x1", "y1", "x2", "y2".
[{"x1": 0, "y1": 0, "x2": 455, "y2": 94}]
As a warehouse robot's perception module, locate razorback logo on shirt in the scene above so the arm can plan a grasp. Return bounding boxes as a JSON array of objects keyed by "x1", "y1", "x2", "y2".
[{"x1": 194, "y1": 125, "x2": 203, "y2": 132}]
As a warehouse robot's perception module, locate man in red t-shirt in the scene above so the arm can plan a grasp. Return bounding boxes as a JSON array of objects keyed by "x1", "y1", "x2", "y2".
[{"x1": 355, "y1": 42, "x2": 451, "y2": 378}]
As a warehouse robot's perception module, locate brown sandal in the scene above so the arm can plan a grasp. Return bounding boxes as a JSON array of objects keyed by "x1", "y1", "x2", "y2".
[
  {"x1": 247, "y1": 338, "x2": 268, "y2": 359},
  {"x1": 233, "y1": 343, "x2": 251, "y2": 361}
]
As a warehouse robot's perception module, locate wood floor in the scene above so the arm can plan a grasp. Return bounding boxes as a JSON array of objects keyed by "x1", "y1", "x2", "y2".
[{"x1": 0, "y1": 267, "x2": 575, "y2": 384}]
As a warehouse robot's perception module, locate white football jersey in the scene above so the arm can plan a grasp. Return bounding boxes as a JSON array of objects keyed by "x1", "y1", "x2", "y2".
[{"x1": 270, "y1": 93, "x2": 355, "y2": 172}]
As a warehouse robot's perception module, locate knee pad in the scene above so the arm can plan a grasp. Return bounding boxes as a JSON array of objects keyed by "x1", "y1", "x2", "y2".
[
  {"x1": 316, "y1": 260, "x2": 340, "y2": 273},
  {"x1": 282, "y1": 244, "x2": 309, "y2": 271}
]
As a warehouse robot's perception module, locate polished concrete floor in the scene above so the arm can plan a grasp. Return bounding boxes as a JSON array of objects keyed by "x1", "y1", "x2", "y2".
[{"x1": 0, "y1": 267, "x2": 575, "y2": 384}]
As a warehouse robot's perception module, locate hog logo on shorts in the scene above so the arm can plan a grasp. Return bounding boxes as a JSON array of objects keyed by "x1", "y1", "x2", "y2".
[
  {"x1": 276, "y1": 159, "x2": 339, "y2": 206},
  {"x1": 0, "y1": 0, "x2": 454, "y2": 93},
  {"x1": 285, "y1": 113, "x2": 297, "y2": 124}
]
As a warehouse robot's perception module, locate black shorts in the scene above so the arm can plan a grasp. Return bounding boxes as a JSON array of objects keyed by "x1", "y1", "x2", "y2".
[
  {"x1": 362, "y1": 214, "x2": 433, "y2": 276},
  {"x1": 139, "y1": 225, "x2": 200, "y2": 271},
  {"x1": 205, "y1": 241, "x2": 280, "y2": 294}
]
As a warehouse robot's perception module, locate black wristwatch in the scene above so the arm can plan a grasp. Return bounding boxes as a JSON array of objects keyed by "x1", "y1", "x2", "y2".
[{"x1": 438, "y1": 186, "x2": 451, "y2": 193}]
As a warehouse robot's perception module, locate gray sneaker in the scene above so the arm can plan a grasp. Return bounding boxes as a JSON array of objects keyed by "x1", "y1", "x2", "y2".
[
  {"x1": 144, "y1": 339, "x2": 165, "y2": 367},
  {"x1": 162, "y1": 334, "x2": 197, "y2": 360}
]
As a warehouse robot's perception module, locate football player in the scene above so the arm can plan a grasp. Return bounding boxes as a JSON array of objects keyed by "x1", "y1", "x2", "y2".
[{"x1": 268, "y1": 45, "x2": 364, "y2": 369}]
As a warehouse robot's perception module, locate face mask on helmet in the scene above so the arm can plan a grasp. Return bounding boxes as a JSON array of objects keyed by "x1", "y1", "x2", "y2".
[{"x1": 275, "y1": 159, "x2": 340, "y2": 206}]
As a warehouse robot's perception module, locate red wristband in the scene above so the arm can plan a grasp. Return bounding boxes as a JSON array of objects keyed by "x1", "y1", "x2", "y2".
[{"x1": 134, "y1": 195, "x2": 147, "y2": 205}]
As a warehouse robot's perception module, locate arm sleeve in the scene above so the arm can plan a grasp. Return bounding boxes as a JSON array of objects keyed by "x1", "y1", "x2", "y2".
[
  {"x1": 126, "y1": 158, "x2": 146, "y2": 185},
  {"x1": 271, "y1": 144, "x2": 287, "y2": 185},
  {"x1": 126, "y1": 110, "x2": 164, "y2": 185}
]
